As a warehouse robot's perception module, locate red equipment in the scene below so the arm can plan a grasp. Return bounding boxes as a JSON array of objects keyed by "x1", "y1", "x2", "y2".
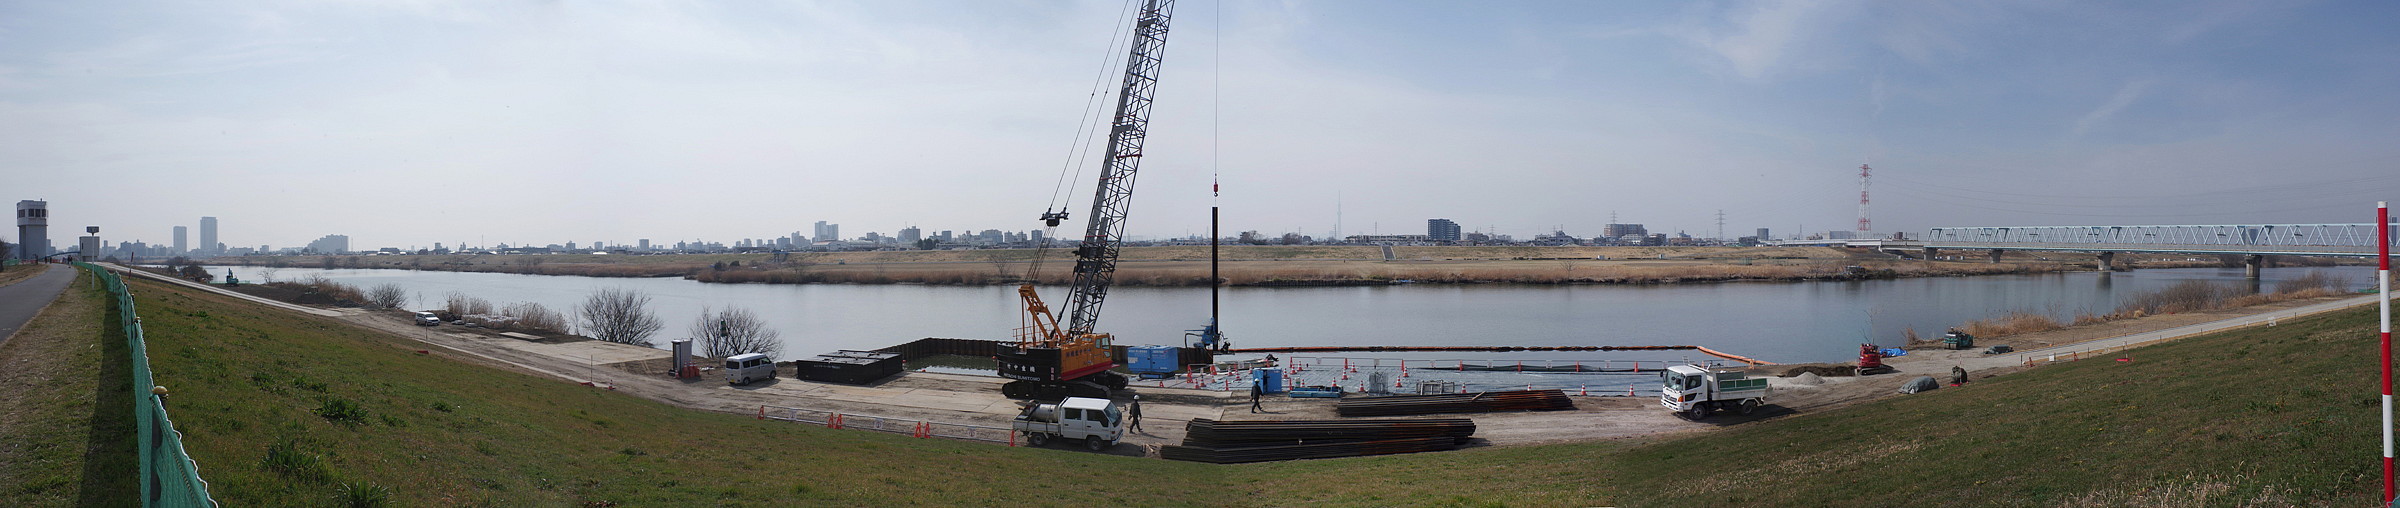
[{"x1": 1857, "y1": 343, "x2": 1886, "y2": 372}]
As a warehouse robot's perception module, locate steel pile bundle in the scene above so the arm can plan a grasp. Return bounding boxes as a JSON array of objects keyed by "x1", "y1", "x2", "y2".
[
  {"x1": 1334, "y1": 389, "x2": 1576, "y2": 417},
  {"x1": 1161, "y1": 418, "x2": 1475, "y2": 463}
]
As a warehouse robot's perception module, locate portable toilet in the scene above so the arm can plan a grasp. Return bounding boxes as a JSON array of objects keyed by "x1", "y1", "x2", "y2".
[
  {"x1": 1252, "y1": 368, "x2": 1285, "y2": 394},
  {"x1": 670, "y1": 339, "x2": 696, "y2": 379}
]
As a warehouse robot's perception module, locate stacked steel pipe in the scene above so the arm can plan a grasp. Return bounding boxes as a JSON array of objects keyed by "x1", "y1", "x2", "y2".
[
  {"x1": 1161, "y1": 418, "x2": 1475, "y2": 463},
  {"x1": 1334, "y1": 389, "x2": 1576, "y2": 417}
]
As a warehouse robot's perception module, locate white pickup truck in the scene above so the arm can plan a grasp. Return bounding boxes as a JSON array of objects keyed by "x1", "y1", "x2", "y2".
[
  {"x1": 1659, "y1": 364, "x2": 1770, "y2": 418},
  {"x1": 1012, "y1": 397, "x2": 1123, "y2": 451}
]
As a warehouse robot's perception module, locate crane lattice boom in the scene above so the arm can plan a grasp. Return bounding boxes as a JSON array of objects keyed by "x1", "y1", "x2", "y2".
[{"x1": 1064, "y1": 0, "x2": 1175, "y2": 337}]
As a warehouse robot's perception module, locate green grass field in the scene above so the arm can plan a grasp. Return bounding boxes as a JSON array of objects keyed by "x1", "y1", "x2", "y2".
[
  {"x1": 57, "y1": 271, "x2": 2396, "y2": 506},
  {"x1": 0, "y1": 270, "x2": 138, "y2": 506},
  {"x1": 1597, "y1": 304, "x2": 2388, "y2": 507}
]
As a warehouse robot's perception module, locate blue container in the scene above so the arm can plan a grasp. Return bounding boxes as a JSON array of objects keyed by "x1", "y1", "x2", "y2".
[
  {"x1": 1252, "y1": 368, "x2": 1285, "y2": 394},
  {"x1": 1126, "y1": 346, "x2": 1181, "y2": 377}
]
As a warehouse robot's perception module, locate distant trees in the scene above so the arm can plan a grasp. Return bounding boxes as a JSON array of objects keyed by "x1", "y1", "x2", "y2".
[
  {"x1": 576, "y1": 287, "x2": 663, "y2": 347},
  {"x1": 178, "y1": 264, "x2": 214, "y2": 282},
  {"x1": 689, "y1": 306, "x2": 782, "y2": 359}
]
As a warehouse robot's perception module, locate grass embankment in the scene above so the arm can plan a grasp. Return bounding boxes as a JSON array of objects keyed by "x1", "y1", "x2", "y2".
[
  {"x1": 119, "y1": 262, "x2": 2392, "y2": 505},
  {"x1": 126, "y1": 275, "x2": 1225, "y2": 505},
  {"x1": 0, "y1": 269, "x2": 138, "y2": 505},
  {"x1": 212, "y1": 246, "x2": 2088, "y2": 287},
  {"x1": 127, "y1": 272, "x2": 1633, "y2": 505},
  {"x1": 0, "y1": 261, "x2": 57, "y2": 288},
  {"x1": 1602, "y1": 303, "x2": 2389, "y2": 506}
]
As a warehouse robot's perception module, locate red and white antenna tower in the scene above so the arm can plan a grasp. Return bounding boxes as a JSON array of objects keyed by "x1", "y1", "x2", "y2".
[{"x1": 1855, "y1": 164, "x2": 1873, "y2": 234}]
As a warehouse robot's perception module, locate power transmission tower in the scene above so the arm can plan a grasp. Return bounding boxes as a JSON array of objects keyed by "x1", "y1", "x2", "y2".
[{"x1": 1856, "y1": 164, "x2": 1873, "y2": 235}]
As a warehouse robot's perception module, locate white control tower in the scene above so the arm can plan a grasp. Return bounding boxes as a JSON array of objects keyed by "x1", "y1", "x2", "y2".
[{"x1": 15, "y1": 200, "x2": 47, "y2": 260}]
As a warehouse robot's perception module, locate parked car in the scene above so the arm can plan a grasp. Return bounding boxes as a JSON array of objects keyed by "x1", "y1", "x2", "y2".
[
  {"x1": 413, "y1": 311, "x2": 442, "y2": 326},
  {"x1": 725, "y1": 353, "x2": 777, "y2": 385}
]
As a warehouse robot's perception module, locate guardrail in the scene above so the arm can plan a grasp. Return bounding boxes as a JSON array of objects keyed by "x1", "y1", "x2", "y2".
[
  {"x1": 757, "y1": 404, "x2": 1017, "y2": 444},
  {"x1": 76, "y1": 262, "x2": 217, "y2": 507}
]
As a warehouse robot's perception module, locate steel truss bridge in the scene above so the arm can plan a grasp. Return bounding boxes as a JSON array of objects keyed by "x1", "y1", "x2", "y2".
[{"x1": 1923, "y1": 224, "x2": 2397, "y2": 257}]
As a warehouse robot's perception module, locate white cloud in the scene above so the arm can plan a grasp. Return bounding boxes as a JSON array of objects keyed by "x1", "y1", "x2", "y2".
[{"x1": 2071, "y1": 80, "x2": 2152, "y2": 137}]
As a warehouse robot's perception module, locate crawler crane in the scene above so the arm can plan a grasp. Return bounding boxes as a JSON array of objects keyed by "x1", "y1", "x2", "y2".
[{"x1": 1001, "y1": 0, "x2": 1176, "y2": 400}]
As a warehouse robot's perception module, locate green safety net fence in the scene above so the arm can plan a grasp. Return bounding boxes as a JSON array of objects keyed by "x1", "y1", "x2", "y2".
[{"x1": 75, "y1": 263, "x2": 217, "y2": 507}]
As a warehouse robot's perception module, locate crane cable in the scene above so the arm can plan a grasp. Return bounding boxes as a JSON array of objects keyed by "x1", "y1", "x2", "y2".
[{"x1": 1031, "y1": 0, "x2": 1141, "y2": 281}]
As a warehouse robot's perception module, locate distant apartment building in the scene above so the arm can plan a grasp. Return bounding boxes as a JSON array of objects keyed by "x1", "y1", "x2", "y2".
[
  {"x1": 1426, "y1": 219, "x2": 1461, "y2": 242},
  {"x1": 813, "y1": 221, "x2": 839, "y2": 243},
  {"x1": 199, "y1": 216, "x2": 219, "y2": 255},
  {"x1": 1756, "y1": 228, "x2": 1770, "y2": 242},
  {"x1": 172, "y1": 225, "x2": 188, "y2": 254},
  {"x1": 898, "y1": 226, "x2": 922, "y2": 244},
  {"x1": 305, "y1": 234, "x2": 350, "y2": 254},
  {"x1": 1602, "y1": 223, "x2": 1647, "y2": 239}
]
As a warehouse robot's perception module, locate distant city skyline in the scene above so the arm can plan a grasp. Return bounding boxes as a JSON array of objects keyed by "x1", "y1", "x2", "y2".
[{"x1": 7, "y1": 2, "x2": 2400, "y2": 250}]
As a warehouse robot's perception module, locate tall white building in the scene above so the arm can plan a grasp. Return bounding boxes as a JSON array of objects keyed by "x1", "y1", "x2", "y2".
[
  {"x1": 199, "y1": 216, "x2": 219, "y2": 255},
  {"x1": 173, "y1": 225, "x2": 189, "y2": 254},
  {"x1": 813, "y1": 221, "x2": 839, "y2": 243}
]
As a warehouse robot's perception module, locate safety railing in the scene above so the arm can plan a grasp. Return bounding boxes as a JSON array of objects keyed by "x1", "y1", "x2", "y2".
[
  {"x1": 758, "y1": 404, "x2": 1016, "y2": 444},
  {"x1": 76, "y1": 262, "x2": 217, "y2": 507}
]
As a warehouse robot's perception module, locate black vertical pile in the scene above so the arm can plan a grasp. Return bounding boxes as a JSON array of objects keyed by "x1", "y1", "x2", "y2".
[
  {"x1": 1159, "y1": 418, "x2": 1475, "y2": 463},
  {"x1": 1334, "y1": 389, "x2": 1575, "y2": 417}
]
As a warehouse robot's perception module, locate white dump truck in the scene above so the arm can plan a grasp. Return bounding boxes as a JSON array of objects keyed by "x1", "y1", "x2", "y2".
[
  {"x1": 1660, "y1": 364, "x2": 1769, "y2": 418},
  {"x1": 1012, "y1": 397, "x2": 1123, "y2": 451}
]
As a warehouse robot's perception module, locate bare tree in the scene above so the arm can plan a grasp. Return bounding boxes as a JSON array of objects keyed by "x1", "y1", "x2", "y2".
[
  {"x1": 363, "y1": 283, "x2": 409, "y2": 309},
  {"x1": 258, "y1": 266, "x2": 282, "y2": 284},
  {"x1": 688, "y1": 305, "x2": 783, "y2": 359},
  {"x1": 576, "y1": 287, "x2": 663, "y2": 347},
  {"x1": 501, "y1": 302, "x2": 569, "y2": 333}
]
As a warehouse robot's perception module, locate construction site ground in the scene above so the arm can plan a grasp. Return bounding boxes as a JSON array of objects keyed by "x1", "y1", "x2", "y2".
[{"x1": 103, "y1": 263, "x2": 2395, "y2": 459}]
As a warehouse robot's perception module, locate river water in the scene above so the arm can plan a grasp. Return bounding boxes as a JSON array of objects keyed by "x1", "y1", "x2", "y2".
[{"x1": 200, "y1": 264, "x2": 2376, "y2": 365}]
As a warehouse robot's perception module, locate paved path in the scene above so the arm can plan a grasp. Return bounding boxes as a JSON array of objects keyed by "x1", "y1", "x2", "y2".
[
  {"x1": 98, "y1": 263, "x2": 346, "y2": 317},
  {"x1": 0, "y1": 264, "x2": 76, "y2": 345}
]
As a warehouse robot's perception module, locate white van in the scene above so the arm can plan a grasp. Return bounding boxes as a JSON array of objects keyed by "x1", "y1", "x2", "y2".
[
  {"x1": 413, "y1": 311, "x2": 442, "y2": 326},
  {"x1": 725, "y1": 353, "x2": 777, "y2": 385}
]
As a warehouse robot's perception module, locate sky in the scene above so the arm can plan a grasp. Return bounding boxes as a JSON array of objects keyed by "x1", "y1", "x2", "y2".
[{"x1": 6, "y1": 0, "x2": 2400, "y2": 251}]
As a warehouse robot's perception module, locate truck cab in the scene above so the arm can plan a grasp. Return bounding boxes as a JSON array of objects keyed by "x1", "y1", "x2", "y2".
[
  {"x1": 724, "y1": 353, "x2": 777, "y2": 386},
  {"x1": 1012, "y1": 396, "x2": 1123, "y2": 451},
  {"x1": 1660, "y1": 364, "x2": 1770, "y2": 418}
]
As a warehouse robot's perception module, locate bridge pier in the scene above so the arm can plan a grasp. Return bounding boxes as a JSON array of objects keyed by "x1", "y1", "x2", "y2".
[
  {"x1": 1923, "y1": 247, "x2": 1940, "y2": 261},
  {"x1": 2096, "y1": 251, "x2": 2116, "y2": 272},
  {"x1": 2244, "y1": 254, "x2": 2263, "y2": 279},
  {"x1": 1988, "y1": 249, "x2": 2004, "y2": 264}
]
